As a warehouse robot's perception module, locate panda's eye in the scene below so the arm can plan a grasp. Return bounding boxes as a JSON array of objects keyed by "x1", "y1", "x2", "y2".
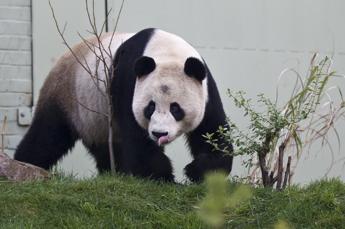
[
  {"x1": 170, "y1": 102, "x2": 185, "y2": 121},
  {"x1": 144, "y1": 101, "x2": 155, "y2": 120}
]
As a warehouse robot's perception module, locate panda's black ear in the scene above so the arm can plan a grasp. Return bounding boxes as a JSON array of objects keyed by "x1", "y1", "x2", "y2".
[
  {"x1": 184, "y1": 57, "x2": 206, "y2": 82},
  {"x1": 134, "y1": 56, "x2": 156, "y2": 77}
]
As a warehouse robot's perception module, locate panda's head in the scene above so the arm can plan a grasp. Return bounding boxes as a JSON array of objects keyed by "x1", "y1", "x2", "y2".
[{"x1": 132, "y1": 56, "x2": 208, "y2": 146}]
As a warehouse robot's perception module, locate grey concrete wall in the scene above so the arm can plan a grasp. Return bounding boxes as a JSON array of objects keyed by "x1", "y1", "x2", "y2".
[{"x1": 0, "y1": 0, "x2": 32, "y2": 157}]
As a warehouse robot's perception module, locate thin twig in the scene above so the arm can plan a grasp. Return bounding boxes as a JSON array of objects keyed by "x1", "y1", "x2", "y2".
[
  {"x1": 1, "y1": 116, "x2": 7, "y2": 153},
  {"x1": 76, "y1": 100, "x2": 108, "y2": 118},
  {"x1": 258, "y1": 134, "x2": 272, "y2": 187},
  {"x1": 275, "y1": 144, "x2": 284, "y2": 190},
  {"x1": 49, "y1": 1, "x2": 92, "y2": 76},
  {"x1": 108, "y1": 0, "x2": 125, "y2": 56},
  {"x1": 282, "y1": 156, "x2": 292, "y2": 189}
]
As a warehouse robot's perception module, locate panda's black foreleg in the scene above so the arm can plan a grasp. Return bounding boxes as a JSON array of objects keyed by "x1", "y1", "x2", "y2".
[
  {"x1": 145, "y1": 150, "x2": 174, "y2": 182},
  {"x1": 14, "y1": 102, "x2": 78, "y2": 170},
  {"x1": 120, "y1": 137, "x2": 174, "y2": 182},
  {"x1": 184, "y1": 152, "x2": 233, "y2": 183},
  {"x1": 185, "y1": 119, "x2": 233, "y2": 183}
]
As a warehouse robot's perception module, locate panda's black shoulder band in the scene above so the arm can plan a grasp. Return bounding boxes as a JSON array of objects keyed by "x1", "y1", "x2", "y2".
[
  {"x1": 184, "y1": 57, "x2": 206, "y2": 82},
  {"x1": 134, "y1": 56, "x2": 156, "y2": 77}
]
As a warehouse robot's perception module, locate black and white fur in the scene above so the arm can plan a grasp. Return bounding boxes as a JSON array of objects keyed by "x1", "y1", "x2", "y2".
[{"x1": 15, "y1": 28, "x2": 233, "y2": 182}]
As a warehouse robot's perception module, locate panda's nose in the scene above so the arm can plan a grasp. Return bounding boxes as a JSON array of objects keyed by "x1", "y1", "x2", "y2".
[{"x1": 152, "y1": 131, "x2": 168, "y2": 139}]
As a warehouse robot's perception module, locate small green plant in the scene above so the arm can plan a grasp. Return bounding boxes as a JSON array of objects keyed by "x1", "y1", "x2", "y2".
[
  {"x1": 197, "y1": 172, "x2": 252, "y2": 228},
  {"x1": 274, "y1": 219, "x2": 291, "y2": 229},
  {"x1": 205, "y1": 54, "x2": 345, "y2": 190}
]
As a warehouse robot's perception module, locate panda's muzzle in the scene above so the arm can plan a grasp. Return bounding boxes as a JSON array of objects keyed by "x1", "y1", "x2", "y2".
[
  {"x1": 152, "y1": 131, "x2": 168, "y2": 138},
  {"x1": 152, "y1": 131, "x2": 169, "y2": 146}
]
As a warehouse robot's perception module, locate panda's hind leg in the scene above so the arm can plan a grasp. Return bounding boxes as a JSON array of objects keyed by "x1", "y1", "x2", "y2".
[
  {"x1": 86, "y1": 142, "x2": 123, "y2": 174},
  {"x1": 14, "y1": 102, "x2": 78, "y2": 170}
]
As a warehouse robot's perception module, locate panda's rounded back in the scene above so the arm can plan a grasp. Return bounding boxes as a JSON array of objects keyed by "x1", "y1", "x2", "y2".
[
  {"x1": 36, "y1": 28, "x2": 209, "y2": 148},
  {"x1": 36, "y1": 32, "x2": 134, "y2": 146}
]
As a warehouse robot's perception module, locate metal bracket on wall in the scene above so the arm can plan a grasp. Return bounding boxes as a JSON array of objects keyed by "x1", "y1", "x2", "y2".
[{"x1": 17, "y1": 107, "x2": 32, "y2": 126}]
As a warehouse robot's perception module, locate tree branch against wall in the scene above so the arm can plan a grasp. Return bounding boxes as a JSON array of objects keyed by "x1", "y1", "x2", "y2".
[
  {"x1": 49, "y1": 0, "x2": 125, "y2": 174},
  {"x1": 1, "y1": 116, "x2": 6, "y2": 154}
]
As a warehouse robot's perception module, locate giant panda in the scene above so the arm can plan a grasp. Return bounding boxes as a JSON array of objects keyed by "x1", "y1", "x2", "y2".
[{"x1": 14, "y1": 28, "x2": 233, "y2": 182}]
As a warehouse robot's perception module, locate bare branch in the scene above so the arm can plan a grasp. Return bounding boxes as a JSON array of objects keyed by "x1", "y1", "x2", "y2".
[
  {"x1": 276, "y1": 134, "x2": 291, "y2": 190},
  {"x1": 49, "y1": 0, "x2": 125, "y2": 174},
  {"x1": 108, "y1": 0, "x2": 125, "y2": 55},
  {"x1": 282, "y1": 156, "x2": 292, "y2": 189},
  {"x1": 82, "y1": 0, "x2": 124, "y2": 174},
  {"x1": 76, "y1": 99, "x2": 108, "y2": 118},
  {"x1": 49, "y1": 0, "x2": 92, "y2": 76},
  {"x1": 85, "y1": 0, "x2": 97, "y2": 35},
  {"x1": 1, "y1": 116, "x2": 7, "y2": 153}
]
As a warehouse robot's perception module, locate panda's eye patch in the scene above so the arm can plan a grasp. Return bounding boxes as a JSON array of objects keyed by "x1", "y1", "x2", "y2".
[
  {"x1": 144, "y1": 101, "x2": 155, "y2": 120},
  {"x1": 170, "y1": 102, "x2": 185, "y2": 121}
]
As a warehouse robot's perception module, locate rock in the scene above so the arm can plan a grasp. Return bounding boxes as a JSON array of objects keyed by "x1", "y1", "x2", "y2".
[{"x1": 0, "y1": 152, "x2": 50, "y2": 181}]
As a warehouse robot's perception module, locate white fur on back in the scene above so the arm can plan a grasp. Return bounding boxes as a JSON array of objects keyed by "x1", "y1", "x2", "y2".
[
  {"x1": 73, "y1": 33, "x2": 134, "y2": 145},
  {"x1": 143, "y1": 30, "x2": 201, "y2": 65}
]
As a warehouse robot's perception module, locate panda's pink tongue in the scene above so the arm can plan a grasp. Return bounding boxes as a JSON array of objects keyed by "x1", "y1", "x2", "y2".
[{"x1": 158, "y1": 136, "x2": 169, "y2": 146}]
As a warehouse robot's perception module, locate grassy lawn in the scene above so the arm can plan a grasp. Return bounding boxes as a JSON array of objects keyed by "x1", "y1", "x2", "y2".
[{"x1": 0, "y1": 175, "x2": 344, "y2": 228}]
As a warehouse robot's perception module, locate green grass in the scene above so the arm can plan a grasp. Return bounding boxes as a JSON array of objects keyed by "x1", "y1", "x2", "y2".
[{"x1": 0, "y1": 175, "x2": 344, "y2": 228}]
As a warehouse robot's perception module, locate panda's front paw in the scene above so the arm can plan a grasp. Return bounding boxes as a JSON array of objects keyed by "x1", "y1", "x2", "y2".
[
  {"x1": 184, "y1": 154, "x2": 211, "y2": 183},
  {"x1": 184, "y1": 153, "x2": 232, "y2": 183},
  {"x1": 184, "y1": 161, "x2": 203, "y2": 183}
]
